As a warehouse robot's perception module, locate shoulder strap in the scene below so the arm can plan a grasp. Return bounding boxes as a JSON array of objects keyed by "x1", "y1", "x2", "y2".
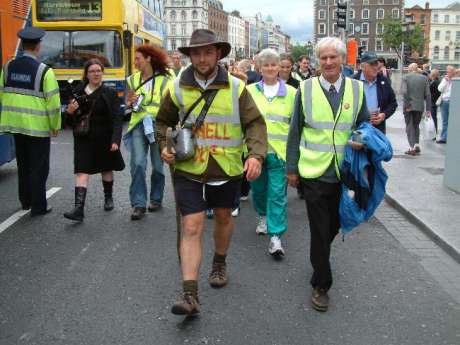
[{"x1": 180, "y1": 89, "x2": 218, "y2": 128}]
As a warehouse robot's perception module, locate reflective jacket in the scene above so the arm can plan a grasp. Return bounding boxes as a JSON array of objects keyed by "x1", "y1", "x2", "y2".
[
  {"x1": 169, "y1": 73, "x2": 246, "y2": 177},
  {"x1": 247, "y1": 80, "x2": 295, "y2": 161},
  {"x1": 0, "y1": 54, "x2": 61, "y2": 137},
  {"x1": 126, "y1": 71, "x2": 170, "y2": 132},
  {"x1": 298, "y1": 77, "x2": 364, "y2": 179}
]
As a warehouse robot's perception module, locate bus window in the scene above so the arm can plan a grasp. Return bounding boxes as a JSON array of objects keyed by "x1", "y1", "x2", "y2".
[{"x1": 40, "y1": 30, "x2": 122, "y2": 68}]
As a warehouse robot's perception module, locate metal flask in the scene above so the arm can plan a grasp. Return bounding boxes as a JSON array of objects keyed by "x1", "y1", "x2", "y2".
[{"x1": 174, "y1": 124, "x2": 196, "y2": 161}]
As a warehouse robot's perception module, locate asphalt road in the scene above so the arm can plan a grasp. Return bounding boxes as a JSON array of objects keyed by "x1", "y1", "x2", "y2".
[{"x1": 0, "y1": 129, "x2": 459, "y2": 345}]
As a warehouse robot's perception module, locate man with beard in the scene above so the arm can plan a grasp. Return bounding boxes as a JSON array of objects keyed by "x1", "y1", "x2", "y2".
[{"x1": 156, "y1": 29, "x2": 267, "y2": 316}]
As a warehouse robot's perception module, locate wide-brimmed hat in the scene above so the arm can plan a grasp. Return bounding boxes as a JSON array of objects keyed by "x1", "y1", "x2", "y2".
[{"x1": 178, "y1": 29, "x2": 231, "y2": 59}]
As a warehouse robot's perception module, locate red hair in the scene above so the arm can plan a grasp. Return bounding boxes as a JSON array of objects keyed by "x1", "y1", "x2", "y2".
[{"x1": 135, "y1": 44, "x2": 170, "y2": 76}]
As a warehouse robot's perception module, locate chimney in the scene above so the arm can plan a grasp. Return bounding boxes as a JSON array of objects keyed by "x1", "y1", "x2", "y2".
[{"x1": 425, "y1": 2, "x2": 429, "y2": 9}]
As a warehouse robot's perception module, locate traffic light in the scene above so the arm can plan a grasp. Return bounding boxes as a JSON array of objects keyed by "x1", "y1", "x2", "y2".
[{"x1": 337, "y1": 1, "x2": 348, "y2": 30}]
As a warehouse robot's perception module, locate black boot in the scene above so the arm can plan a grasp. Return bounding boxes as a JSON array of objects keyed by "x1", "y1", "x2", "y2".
[
  {"x1": 103, "y1": 180, "x2": 114, "y2": 211},
  {"x1": 64, "y1": 187, "x2": 87, "y2": 222}
]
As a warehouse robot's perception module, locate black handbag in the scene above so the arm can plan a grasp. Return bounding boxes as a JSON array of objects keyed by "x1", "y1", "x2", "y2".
[{"x1": 73, "y1": 100, "x2": 95, "y2": 137}]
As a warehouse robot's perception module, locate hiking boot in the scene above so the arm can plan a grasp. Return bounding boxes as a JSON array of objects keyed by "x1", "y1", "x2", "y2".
[
  {"x1": 104, "y1": 196, "x2": 114, "y2": 211},
  {"x1": 256, "y1": 215, "x2": 267, "y2": 235},
  {"x1": 103, "y1": 180, "x2": 114, "y2": 211},
  {"x1": 231, "y1": 207, "x2": 240, "y2": 217},
  {"x1": 148, "y1": 201, "x2": 162, "y2": 212},
  {"x1": 268, "y1": 236, "x2": 285, "y2": 259},
  {"x1": 414, "y1": 146, "x2": 421, "y2": 154},
  {"x1": 171, "y1": 292, "x2": 200, "y2": 315},
  {"x1": 311, "y1": 288, "x2": 329, "y2": 312},
  {"x1": 208, "y1": 262, "x2": 228, "y2": 288},
  {"x1": 131, "y1": 207, "x2": 146, "y2": 220},
  {"x1": 63, "y1": 187, "x2": 86, "y2": 222}
]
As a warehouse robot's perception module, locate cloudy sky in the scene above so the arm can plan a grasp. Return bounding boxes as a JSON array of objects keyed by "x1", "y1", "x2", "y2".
[{"x1": 222, "y1": 0, "x2": 457, "y2": 44}]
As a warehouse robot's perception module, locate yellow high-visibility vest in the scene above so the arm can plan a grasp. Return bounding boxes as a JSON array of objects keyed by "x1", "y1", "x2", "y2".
[
  {"x1": 169, "y1": 73, "x2": 246, "y2": 176},
  {"x1": 247, "y1": 81, "x2": 296, "y2": 161},
  {"x1": 298, "y1": 77, "x2": 363, "y2": 179}
]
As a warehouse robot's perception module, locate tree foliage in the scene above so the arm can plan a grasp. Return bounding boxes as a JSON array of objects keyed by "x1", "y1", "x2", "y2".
[
  {"x1": 382, "y1": 19, "x2": 425, "y2": 58},
  {"x1": 291, "y1": 43, "x2": 313, "y2": 62}
]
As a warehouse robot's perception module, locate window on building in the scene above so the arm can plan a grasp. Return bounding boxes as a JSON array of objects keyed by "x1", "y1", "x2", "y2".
[
  {"x1": 376, "y1": 23, "x2": 384, "y2": 35},
  {"x1": 433, "y1": 46, "x2": 439, "y2": 60},
  {"x1": 445, "y1": 15, "x2": 449, "y2": 23},
  {"x1": 392, "y1": 8, "x2": 399, "y2": 19},
  {"x1": 349, "y1": 9, "x2": 355, "y2": 19},
  {"x1": 435, "y1": 30, "x2": 440, "y2": 40},
  {"x1": 170, "y1": 10, "x2": 176, "y2": 20},
  {"x1": 362, "y1": 9, "x2": 369, "y2": 20},
  {"x1": 363, "y1": 0, "x2": 369, "y2": 5},
  {"x1": 181, "y1": 24, "x2": 186, "y2": 35},
  {"x1": 182, "y1": 39, "x2": 187, "y2": 47},
  {"x1": 181, "y1": 10, "x2": 186, "y2": 20},
  {"x1": 171, "y1": 24, "x2": 176, "y2": 35},
  {"x1": 320, "y1": 0, "x2": 326, "y2": 5},
  {"x1": 421, "y1": 15, "x2": 425, "y2": 24},
  {"x1": 457, "y1": 15, "x2": 460, "y2": 24},
  {"x1": 444, "y1": 46, "x2": 450, "y2": 60},
  {"x1": 378, "y1": 0, "x2": 384, "y2": 5},
  {"x1": 193, "y1": 0, "x2": 197, "y2": 5},
  {"x1": 171, "y1": 39, "x2": 176, "y2": 51},
  {"x1": 192, "y1": 10, "x2": 198, "y2": 19},
  {"x1": 455, "y1": 47, "x2": 460, "y2": 60},
  {"x1": 377, "y1": 9, "x2": 384, "y2": 19},
  {"x1": 393, "y1": 0, "x2": 399, "y2": 4},
  {"x1": 457, "y1": 31, "x2": 460, "y2": 41},
  {"x1": 446, "y1": 31, "x2": 451, "y2": 41},
  {"x1": 349, "y1": 23, "x2": 354, "y2": 35},
  {"x1": 433, "y1": 14, "x2": 438, "y2": 23},
  {"x1": 319, "y1": 23, "x2": 326, "y2": 35},
  {"x1": 319, "y1": 9, "x2": 326, "y2": 20},
  {"x1": 360, "y1": 39, "x2": 368, "y2": 51},
  {"x1": 376, "y1": 39, "x2": 383, "y2": 51},
  {"x1": 362, "y1": 22, "x2": 369, "y2": 34}
]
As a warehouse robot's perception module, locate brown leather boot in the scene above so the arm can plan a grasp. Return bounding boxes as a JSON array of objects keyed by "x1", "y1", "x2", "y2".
[
  {"x1": 171, "y1": 292, "x2": 200, "y2": 315},
  {"x1": 311, "y1": 288, "x2": 329, "y2": 312},
  {"x1": 208, "y1": 262, "x2": 228, "y2": 288}
]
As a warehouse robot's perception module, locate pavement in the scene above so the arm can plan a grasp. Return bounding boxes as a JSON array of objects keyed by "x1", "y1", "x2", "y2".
[{"x1": 383, "y1": 108, "x2": 460, "y2": 263}]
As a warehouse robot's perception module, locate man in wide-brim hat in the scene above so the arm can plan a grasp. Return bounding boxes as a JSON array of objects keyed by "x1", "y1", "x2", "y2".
[{"x1": 156, "y1": 29, "x2": 267, "y2": 316}]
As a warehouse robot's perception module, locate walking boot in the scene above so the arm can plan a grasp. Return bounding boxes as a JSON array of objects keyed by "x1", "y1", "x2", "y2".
[
  {"x1": 103, "y1": 180, "x2": 114, "y2": 211},
  {"x1": 63, "y1": 187, "x2": 87, "y2": 222},
  {"x1": 171, "y1": 292, "x2": 200, "y2": 315}
]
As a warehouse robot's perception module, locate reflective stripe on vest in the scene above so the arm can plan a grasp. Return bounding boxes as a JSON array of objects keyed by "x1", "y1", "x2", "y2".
[
  {"x1": 266, "y1": 114, "x2": 291, "y2": 124},
  {"x1": 302, "y1": 77, "x2": 361, "y2": 130},
  {"x1": 300, "y1": 140, "x2": 346, "y2": 154}
]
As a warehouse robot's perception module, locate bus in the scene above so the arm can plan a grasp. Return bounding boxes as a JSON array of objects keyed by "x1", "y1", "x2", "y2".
[
  {"x1": 31, "y1": 0, "x2": 166, "y2": 108},
  {"x1": 0, "y1": 0, "x2": 32, "y2": 166}
]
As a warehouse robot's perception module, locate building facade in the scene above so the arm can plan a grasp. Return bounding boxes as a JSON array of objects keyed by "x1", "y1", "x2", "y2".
[
  {"x1": 429, "y1": 2, "x2": 460, "y2": 69},
  {"x1": 314, "y1": 0, "x2": 403, "y2": 61},
  {"x1": 228, "y1": 10, "x2": 246, "y2": 60},
  {"x1": 404, "y1": 3, "x2": 431, "y2": 59},
  {"x1": 208, "y1": 0, "x2": 228, "y2": 41},
  {"x1": 164, "y1": 0, "x2": 208, "y2": 52}
]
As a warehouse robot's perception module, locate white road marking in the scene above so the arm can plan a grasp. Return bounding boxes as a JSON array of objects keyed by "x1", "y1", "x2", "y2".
[{"x1": 0, "y1": 187, "x2": 62, "y2": 235}]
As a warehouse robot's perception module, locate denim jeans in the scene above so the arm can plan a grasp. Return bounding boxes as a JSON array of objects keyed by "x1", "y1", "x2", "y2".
[
  {"x1": 440, "y1": 100, "x2": 450, "y2": 142},
  {"x1": 129, "y1": 122, "x2": 165, "y2": 208}
]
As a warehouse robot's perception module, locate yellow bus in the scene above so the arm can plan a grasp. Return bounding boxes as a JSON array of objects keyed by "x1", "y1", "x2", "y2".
[{"x1": 31, "y1": 0, "x2": 165, "y2": 105}]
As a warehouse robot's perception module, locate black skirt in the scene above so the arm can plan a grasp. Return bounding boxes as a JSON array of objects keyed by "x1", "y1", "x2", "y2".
[{"x1": 74, "y1": 135, "x2": 125, "y2": 174}]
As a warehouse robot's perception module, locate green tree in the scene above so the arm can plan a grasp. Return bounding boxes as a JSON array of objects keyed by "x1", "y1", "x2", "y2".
[
  {"x1": 291, "y1": 43, "x2": 312, "y2": 62},
  {"x1": 382, "y1": 19, "x2": 425, "y2": 59}
]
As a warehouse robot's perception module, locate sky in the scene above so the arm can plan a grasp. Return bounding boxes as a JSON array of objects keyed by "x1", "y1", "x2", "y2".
[{"x1": 222, "y1": 0, "x2": 458, "y2": 44}]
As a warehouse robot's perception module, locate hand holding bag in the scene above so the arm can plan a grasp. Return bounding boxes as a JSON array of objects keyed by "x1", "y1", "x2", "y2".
[{"x1": 73, "y1": 100, "x2": 95, "y2": 137}]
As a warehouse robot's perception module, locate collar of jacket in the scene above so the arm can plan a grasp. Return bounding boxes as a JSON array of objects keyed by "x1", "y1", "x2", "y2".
[{"x1": 179, "y1": 64, "x2": 230, "y2": 90}]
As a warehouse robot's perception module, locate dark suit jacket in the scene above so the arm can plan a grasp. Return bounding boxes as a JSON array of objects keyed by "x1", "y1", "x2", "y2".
[{"x1": 353, "y1": 72, "x2": 397, "y2": 134}]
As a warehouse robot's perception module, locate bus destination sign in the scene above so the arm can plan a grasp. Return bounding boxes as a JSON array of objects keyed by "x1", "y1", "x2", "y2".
[{"x1": 37, "y1": 0, "x2": 102, "y2": 21}]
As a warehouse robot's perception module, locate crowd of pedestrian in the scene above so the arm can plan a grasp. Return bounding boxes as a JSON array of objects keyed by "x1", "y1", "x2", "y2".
[{"x1": 0, "y1": 26, "x2": 457, "y2": 318}]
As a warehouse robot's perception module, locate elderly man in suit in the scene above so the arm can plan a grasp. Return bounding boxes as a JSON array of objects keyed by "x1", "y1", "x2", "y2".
[
  {"x1": 402, "y1": 63, "x2": 431, "y2": 156},
  {"x1": 353, "y1": 52, "x2": 397, "y2": 134}
]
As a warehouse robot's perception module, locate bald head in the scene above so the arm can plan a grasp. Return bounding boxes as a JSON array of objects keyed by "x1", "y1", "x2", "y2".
[{"x1": 408, "y1": 63, "x2": 419, "y2": 73}]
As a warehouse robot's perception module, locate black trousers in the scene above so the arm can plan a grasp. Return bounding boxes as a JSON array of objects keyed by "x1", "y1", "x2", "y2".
[
  {"x1": 13, "y1": 134, "x2": 50, "y2": 214},
  {"x1": 301, "y1": 179, "x2": 341, "y2": 291}
]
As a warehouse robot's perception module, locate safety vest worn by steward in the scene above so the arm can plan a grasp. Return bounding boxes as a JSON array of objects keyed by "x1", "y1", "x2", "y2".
[
  {"x1": 126, "y1": 71, "x2": 170, "y2": 132},
  {"x1": 247, "y1": 81, "x2": 296, "y2": 161},
  {"x1": 299, "y1": 76, "x2": 363, "y2": 179},
  {"x1": 0, "y1": 55, "x2": 61, "y2": 137},
  {"x1": 169, "y1": 73, "x2": 246, "y2": 177}
]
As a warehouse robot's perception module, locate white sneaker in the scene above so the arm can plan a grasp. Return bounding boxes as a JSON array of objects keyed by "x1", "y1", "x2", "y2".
[
  {"x1": 255, "y1": 215, "x2": 267, "y2": 235},
  {"x1": 231, "y1": 207, "x2": 240, "y2": 217},
  {"x1": 268, "y1": 236, "x2": 285, "y2": 258},
  {"x1": 240, "y1": 195, "x2": 249, "y2": 201}
]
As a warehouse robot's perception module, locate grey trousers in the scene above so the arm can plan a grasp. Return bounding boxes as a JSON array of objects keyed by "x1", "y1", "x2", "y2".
[{"x1": 404, "y1": 111, "x2": 423, "y2": 148}]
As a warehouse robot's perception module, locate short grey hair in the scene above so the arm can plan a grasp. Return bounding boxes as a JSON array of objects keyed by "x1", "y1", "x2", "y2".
[
  {"x1": 257, "y1": 48, "x2": 280, "y2": 65},
  {"x1": 315, "y1": 37, "x2": 346, "y2": 59}
]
